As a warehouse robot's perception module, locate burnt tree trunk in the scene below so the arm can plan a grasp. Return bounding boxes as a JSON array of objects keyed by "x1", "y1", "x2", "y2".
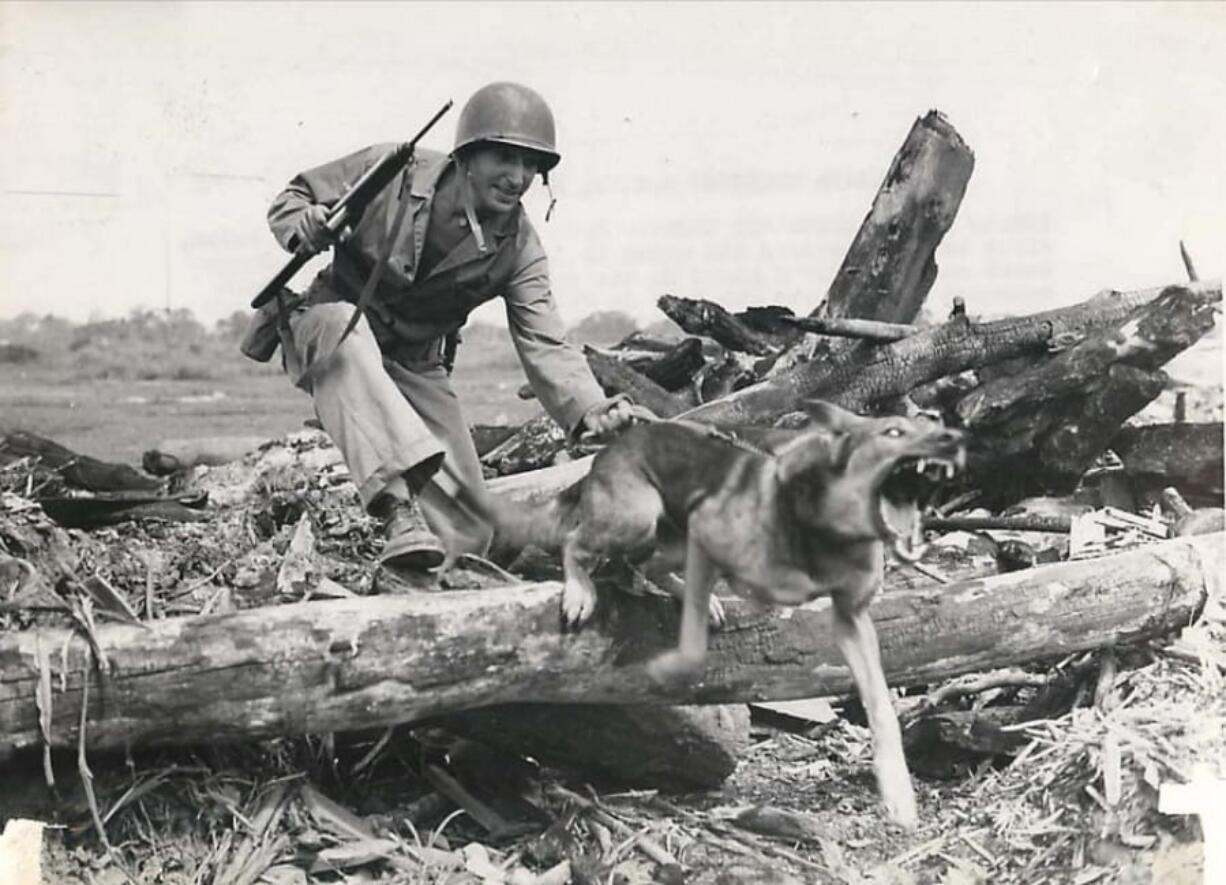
[
  {"x1": 2, "y1": 534, "x2": 1217, "y2": 756},
  {"x1": 780, "y1": 109, "x2": 974, "y2": 374},
  {"x1": 957, "y1": 283, "x2": 1221, "y2": 495},
  {"x1": 817, "y1": 111, "x2": 974, "y2": 326},
  {"x1": 683, "y1": 281, "x2": 1219, "y2": 426}
]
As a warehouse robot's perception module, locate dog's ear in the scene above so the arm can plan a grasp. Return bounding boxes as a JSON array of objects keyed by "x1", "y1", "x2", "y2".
[
  {"x1": 775, "y1": 430, "x2": 851, "y2": 482},
  {"x1": 800, "y1": 399, "x2": 866, "y2": 434}
]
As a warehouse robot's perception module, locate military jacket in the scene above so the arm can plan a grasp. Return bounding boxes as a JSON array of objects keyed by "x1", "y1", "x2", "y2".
[{"x1": 265, "y1": 146, "x2": 605, "y2": 432}]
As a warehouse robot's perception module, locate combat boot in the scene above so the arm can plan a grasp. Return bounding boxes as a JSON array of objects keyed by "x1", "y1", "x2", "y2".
[{"x1": 377, "y1": 497, "x2": 446, "y2": 571}]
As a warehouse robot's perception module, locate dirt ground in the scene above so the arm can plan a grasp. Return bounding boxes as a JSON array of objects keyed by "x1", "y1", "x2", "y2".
[
  {"x1": 1, "y1": 423, "x2": 1221, "y2": 885},
  {"x1": 0, "y1": 322, "x2": 1221, "y2": 884}
]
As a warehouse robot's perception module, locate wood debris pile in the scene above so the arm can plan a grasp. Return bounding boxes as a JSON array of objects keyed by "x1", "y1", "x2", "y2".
[{"x1": 1, "y1": 108, "x2": 1223, "y2": 883}]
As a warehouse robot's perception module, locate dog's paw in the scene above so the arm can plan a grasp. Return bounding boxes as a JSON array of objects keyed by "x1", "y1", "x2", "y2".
[
  {"x1": 881, "y1": 779, "x2": 918, "y2": 832},
  {"x1": 560, "y1": 577, "x2": 597, "y2": 629},
  {"x1": 646, "y1": 650, "x2": 704, "y2": 688},
  {"x1": 707, "y1": 594, "x2": 726, "y2": 630}
]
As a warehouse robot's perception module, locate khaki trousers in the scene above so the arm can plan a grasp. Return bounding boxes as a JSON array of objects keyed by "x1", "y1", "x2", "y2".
[{"x1": 285, "y1": 302, "x2": 493, "y2": 555}]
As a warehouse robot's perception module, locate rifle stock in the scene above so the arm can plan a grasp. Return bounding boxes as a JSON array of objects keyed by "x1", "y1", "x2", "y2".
[{"x1": 250, "y1": 100, "x2": 453, "y2": 310}]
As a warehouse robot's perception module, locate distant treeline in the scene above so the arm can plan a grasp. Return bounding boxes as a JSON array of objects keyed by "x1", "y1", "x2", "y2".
[{"x1": 0, "y1": 307, "x2": 665, "y2": 382}]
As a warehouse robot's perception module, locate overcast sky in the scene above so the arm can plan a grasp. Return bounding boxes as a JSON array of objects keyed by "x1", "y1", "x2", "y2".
[{"x1": 1, "y1": 2, "x2": 1222, "y2": 329}]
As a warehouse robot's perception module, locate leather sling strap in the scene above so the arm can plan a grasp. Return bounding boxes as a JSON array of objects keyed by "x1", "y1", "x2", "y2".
[{"x1": 295, "y1": 174, "x2": 414, "y2": 388}]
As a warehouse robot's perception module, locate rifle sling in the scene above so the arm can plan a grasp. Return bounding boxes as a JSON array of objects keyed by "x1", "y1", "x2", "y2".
[{"x1": 296, "y1": 172, "x2": 414, "y2": 389}]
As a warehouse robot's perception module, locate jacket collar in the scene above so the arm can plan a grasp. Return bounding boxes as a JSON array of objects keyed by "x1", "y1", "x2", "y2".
[{"x1": 409, "y1": 149, "x2": 520, "y2": 242}]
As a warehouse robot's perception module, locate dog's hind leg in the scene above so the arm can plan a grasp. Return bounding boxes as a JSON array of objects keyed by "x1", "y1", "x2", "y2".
[
  {"x1": 646, "y1": 534, "x2": 717, "y2": 687},
  {"x1": 641, "y1": 553, "x2": 726, "y2": 630},
  {"x1": 831, "y1": 598, "x2": 918, "y2": 831}
]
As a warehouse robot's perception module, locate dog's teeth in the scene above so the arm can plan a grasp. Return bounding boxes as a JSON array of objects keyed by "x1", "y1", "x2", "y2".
[
  {"x1": 943, "y1": 462, "x2": 955, "y2": 479},
  {"x1": 916, "y1": 458, "x2": 927, "y2": 474}
]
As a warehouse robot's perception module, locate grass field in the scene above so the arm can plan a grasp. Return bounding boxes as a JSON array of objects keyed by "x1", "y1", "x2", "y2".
[{"x1": 0, "y1": 313, "x2": 540, "y2": 466}]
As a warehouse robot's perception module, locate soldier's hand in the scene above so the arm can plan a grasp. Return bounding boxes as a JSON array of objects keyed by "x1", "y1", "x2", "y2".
[
  {"x1": 579, "y1": 396, "x2": 656, "y2": 441},
  {"x1": 290, "y1": 204, "x2": 337, "y2": 253}
]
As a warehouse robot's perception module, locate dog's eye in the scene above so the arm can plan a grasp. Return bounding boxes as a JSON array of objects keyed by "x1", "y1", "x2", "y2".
[{"x1": 884, "y1": 427, "x2": 905, "y2": 438}]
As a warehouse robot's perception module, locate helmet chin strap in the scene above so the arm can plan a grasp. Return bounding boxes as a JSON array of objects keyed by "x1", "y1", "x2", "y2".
[
  {"x1": 543, "y1": 171, "x2": 557, "y2": 222},
  {"x1": 456, "y1": 159, "x2": 488, "y2": 254}
]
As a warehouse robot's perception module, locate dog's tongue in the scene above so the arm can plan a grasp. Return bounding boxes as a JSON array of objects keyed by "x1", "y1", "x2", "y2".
[{"x1": 879, "y1": 496, "x2": 927, "y2": 563}]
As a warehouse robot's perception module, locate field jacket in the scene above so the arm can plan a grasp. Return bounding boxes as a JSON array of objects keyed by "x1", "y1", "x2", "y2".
[{"x1": 251, "y1": 145, "x2": 605, "y2": 434}]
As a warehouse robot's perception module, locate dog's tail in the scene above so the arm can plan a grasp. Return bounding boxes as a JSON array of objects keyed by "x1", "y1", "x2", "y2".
[{"x1": 488, "y1": 479, "x2": 584, "y2": 554}]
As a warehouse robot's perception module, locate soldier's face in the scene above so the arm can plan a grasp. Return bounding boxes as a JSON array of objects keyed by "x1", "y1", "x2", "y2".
[{"x1": 465, "y1": 144, "x2": 541, "y2": 216}]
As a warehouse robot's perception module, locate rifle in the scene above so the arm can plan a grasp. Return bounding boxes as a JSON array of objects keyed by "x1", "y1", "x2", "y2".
[{"x1": 250, "y1": 100, "x2": 453, "y2": 309}]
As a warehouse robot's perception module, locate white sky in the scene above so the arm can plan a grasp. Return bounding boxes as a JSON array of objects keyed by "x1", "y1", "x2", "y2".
[{"x1": 1, "y1": 1, "x2": 1223, "y2": 328}]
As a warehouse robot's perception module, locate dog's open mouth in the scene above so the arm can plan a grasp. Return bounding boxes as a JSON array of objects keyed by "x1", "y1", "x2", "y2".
[{"x1": 876, "y1": 453, "x2": 964, "y2": 562}]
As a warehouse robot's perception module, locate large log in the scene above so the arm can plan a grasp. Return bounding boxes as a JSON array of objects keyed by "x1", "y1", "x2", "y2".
[
  {"x1": 958, "y1": 283, "x2": 1220, "y2": 494},
  {"x1": 682, "y1": 281, "x2": 1220, "y2": 426},
  {"x1": 1, "y1": 534, "x2": 1217, "y2": 756}
]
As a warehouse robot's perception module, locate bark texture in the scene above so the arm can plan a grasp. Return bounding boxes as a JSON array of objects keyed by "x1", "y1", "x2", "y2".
[{"x1": 2, "y1": 534, "x2": 1217, "y2": 756}]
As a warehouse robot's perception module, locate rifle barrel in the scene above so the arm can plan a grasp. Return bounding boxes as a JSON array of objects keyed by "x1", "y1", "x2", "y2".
[{"x1": 250, "y1": 100, "x2": 453, "y2": 310}]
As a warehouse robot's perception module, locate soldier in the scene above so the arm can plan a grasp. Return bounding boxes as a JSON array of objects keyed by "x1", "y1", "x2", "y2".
[{"x1": 246, "y1": 82, "x2": 638, "y2": 572}]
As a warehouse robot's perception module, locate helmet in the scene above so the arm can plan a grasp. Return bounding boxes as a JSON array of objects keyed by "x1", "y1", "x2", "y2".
[{"x1": 453, "y1": 81, "x2": 560, "y2": 173}]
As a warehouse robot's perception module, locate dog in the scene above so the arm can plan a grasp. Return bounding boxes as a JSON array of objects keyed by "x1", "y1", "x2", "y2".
[{"x1": 494, "y1": 399, "x2": 966, "y2": 829}]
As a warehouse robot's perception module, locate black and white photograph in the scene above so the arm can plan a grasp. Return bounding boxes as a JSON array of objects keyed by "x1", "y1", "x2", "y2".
[{"x1": 1, "y1": 3, "x2": 1223, "y2": 883}]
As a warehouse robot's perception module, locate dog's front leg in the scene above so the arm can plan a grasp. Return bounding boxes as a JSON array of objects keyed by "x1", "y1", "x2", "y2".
[
  {"x1": 561, "y1": 529, "x2": 601, "y2": 629},
  {"x1": 831, "y1": 602, "x2": 918, "y2": 831},
  {"x1": 646, "y1": 535, "x2": 716, "y2": 687}
]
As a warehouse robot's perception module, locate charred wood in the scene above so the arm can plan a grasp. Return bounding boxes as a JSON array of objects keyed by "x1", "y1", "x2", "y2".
[
  {"x1": 657, "y1": 294, "x2": 797, "y2": 356},
  {"x1": 957, "y1": 283, "x2": 1220, "y2": 496},
  {"x1": 1111, "y1": 422, "x2": 1225, "y2": 507},
  {"x1": 582, "y1": 347, "x2": 689, "y2": 419},
  {"x1": 683, "y1": 281, "x2": 1219, "y2": 426}
]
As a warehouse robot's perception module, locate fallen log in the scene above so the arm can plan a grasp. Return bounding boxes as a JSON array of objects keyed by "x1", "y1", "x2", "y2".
[
  {"x1": 630, "y1": 336, "x2": 708, "y2": 391},
  {"x1": 0, "y1": 431, "x2": 164, "y2": 494},
  {"x1": 1, "y1": 534, "x2": 1217, "y2": 756},
  {"x1": 683, "y1": 280, "x2": 1220, "y2": 426},
  {"x1": 582, "y1": 347, "x2": 689, "y2": 419},
  {"x1": 657, "y1": 294, "x2": 794, "y2": 356},
  {"x1": 958, "y1": 283, "x2": 1220, "y2": 494},
  {"x1": 1111, "y1": 422, "x2": 1225, "y2": 506}
]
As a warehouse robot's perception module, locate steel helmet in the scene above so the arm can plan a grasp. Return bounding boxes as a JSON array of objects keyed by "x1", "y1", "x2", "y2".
[{"x1": 453, "y1": 81, "x2": 560, "y2": 173}]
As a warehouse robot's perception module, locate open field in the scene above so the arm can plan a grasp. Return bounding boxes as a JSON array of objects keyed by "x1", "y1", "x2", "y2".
[{"x1": 0, "y1": 316, "x2": 540, "y2": 466}]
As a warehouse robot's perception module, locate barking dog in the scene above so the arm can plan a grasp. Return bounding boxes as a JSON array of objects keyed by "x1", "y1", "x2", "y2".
[{"x1": 495, "y1": 400, "x2": 966, "y2": 829}]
